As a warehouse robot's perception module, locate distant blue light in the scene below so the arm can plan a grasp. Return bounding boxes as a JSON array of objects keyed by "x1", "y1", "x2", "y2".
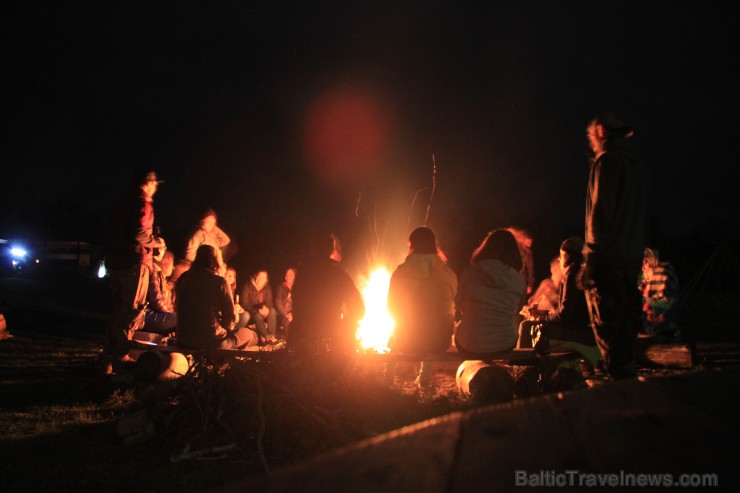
[{"x1": 10, "y1": 247, "x2": 27, "y2": 258}]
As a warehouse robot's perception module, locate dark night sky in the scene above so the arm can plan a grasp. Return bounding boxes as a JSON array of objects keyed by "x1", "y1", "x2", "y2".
[{"x1": 2, "y1": 2, "x2": 738, "y2": 281}]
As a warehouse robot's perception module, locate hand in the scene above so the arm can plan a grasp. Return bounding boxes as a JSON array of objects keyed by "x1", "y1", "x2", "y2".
[
  {"x1": 258, "y1": 305, "x2": 269, "y2": 319},
  {"x1": 520, "y1": 305, "x2": 544, "y2": 321}
]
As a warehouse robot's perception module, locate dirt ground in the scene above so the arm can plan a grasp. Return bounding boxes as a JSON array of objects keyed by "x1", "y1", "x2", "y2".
[{"x1": 1, "y1": 275, "x2": 739, "y2": 492}]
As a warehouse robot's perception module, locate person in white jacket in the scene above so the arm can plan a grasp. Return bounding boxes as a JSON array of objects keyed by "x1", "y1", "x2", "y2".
[{"x1": 455, "y1": 229, "x2": 526, "y2": 357}]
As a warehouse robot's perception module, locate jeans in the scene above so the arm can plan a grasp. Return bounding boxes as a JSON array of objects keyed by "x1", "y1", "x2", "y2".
[
  {"x1": 585, "y1": 266, "x2": 642, "y2": 379},
  {"x1": 143, "y1": 311, "x2": 177, "y2": 334},
  {"x1": 219, "y1": 327, "x2": 259, "y2": 349},
  {"x1": 251, "y1": 307, "x2": 277, "y2": 339}
]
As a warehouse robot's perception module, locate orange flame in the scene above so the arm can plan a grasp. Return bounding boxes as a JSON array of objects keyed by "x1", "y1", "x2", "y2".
[{"x1": 355, "y1": 267, "x2": 395, "y2": 352}]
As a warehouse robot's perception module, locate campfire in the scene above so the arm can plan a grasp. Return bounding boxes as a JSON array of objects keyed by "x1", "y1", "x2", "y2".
[{"x1": 355, "y1": 267, "x2": 395, "y2": 353}]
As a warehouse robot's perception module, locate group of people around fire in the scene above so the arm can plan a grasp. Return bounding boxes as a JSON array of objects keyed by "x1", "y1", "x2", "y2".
[{"x1": 103, "y1": 113, "x2": 680, "y2": 387}]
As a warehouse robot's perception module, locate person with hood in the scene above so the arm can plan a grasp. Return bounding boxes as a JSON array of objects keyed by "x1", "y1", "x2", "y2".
[
  {"x1": 582, "y1": 114, "x2": 648, "y2": 379},
  {"x1": 455, "y1": 229, "x2": 526, "y2": 357},
  {"x1": 386, "y1": 226, "x2": 458, "y2": 390}
]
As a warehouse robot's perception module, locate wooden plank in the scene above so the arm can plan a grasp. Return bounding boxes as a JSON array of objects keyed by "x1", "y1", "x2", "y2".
[
  {"x1": 450, "y1": 397, "x2": 585, "y2": 492},
  {"x1": 452, "y1": 369, "x2": 739, "y2": 491},
  {"x1": 358, "y1": 348, "x2": 575, "y2": 366},
  {"x1": 220, "y1": 368, "x2": 740, "y2": 492},
  {"x1": 214, "y1": 413, "x2": 465, "y2": 493},
  {"x1": 636, "y1": 341, "x2": 694, "y2": 369}
]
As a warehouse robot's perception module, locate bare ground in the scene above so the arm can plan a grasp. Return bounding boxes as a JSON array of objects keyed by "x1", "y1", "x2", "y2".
[{"x1": 1, "y1": 276, "x2": 738, "y2": 492}]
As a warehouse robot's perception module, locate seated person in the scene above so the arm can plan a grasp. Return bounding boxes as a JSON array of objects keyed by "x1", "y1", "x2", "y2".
[
  {"x1": 639, "y1": 248, "x2": 680, "y2": 339},
  {"x1": 507, "y1": 227, "x2": 536, "y2": 296},
  {"x1": 143, "y1": 249, "x2": 177, "y2": 334},
  {"x1": 175, "y1": 245, "x2": 258, "y2": 350},
  {"x1": 526, "y1": 256, "x2": 562, "y2": 316},
  {"x1": 184, "y1": 207, "x2": 231, "y2": 263},
  {"x1": 455, "y1": 229, "x2": 526, "y2": 358},
  {"x1": 289, "y1": 232, "x2": 364, "y2": 354},
  {"x1": 225, "y1": 266, "x2": 250, "y2": 329},
  {"x1": 240, "y1": 270, "x2": 278, "y2": 344},
  {"x1": 387, "y1": 227, "x2": 458, "y2": 390},
  {"x1": 388, "y1": 226, "x2": 458, "y2": 353},
  {"x1": 169, "y1": 258, "x2": 192, "y2": 302},
  {"x1": 517, "y1": 236, "x2": 600, "y2": 365},
  {"x1": 275, "y1": 267, "x2": 296, "y2": 339}
]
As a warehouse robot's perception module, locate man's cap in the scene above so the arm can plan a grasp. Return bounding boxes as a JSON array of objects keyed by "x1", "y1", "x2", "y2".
[
  {"x1": 592, "y1": 113, "x2": 634, "y2": 136},
  {"x1": 560, "y1": 236, "x2": 584, "y2": 256},
  {"x1": 133, "y1": 167, "x2": 164, "y2": 186}
]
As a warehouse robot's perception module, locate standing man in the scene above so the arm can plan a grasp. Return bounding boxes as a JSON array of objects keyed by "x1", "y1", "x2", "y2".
[
  {"x1": 582, "y1": 114, "x2": 648, "y2": 380},
  {"x1": 103, "y1": 167, "x2": 166, "y2": 373}
]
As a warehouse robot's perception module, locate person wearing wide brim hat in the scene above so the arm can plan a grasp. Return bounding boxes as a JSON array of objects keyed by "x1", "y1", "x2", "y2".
[
  {"x1": 103, "y1": 166, "x2": 166, "y2": 374},
  {"x1": 132, "y1": 167, "x2": 165, "y2": 186}
]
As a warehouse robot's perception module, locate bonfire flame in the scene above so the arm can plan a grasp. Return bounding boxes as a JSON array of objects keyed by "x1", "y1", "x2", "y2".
[{"x1": 356, "y1": 267, "x2": 395, "y2": 352}]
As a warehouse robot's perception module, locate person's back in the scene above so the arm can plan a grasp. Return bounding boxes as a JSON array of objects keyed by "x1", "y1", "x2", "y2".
[
  {"x1": 290, "y1": 235, "x2": 364, "y2": 353},
  {"x1": 176, "y1": 268, "x2": 233, "y2": 348},
  {"x1": 456, "y1": 258, "x2": 526, "y2": 353},
  {"x1": 388, "y1": 252, "x2": 457, "y2": 353},
  {"x1": 174, "y1": 245, "x2": 253, "y2": 350},
  {"x1": 384, "y1": 226, "x2": 456, "y2": 390},
  {"x1": 455, "y1": 229, "x2": 526, "y2": 356}
]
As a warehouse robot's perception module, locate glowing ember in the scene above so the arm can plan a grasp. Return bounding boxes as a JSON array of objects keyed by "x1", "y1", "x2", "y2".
[{"x1": 356, "y1": 267, "x2": 395, "y2": 352}]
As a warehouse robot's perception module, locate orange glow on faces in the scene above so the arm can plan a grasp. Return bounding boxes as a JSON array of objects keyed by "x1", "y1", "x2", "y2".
[{"x1": 303, "y1": 86, "x2": 390, "y2": 184}]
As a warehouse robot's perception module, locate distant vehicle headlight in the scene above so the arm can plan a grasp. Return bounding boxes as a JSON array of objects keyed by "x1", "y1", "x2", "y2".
[{"x1": 10, "y1": 247, "x2": 27, "y2": 258}]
